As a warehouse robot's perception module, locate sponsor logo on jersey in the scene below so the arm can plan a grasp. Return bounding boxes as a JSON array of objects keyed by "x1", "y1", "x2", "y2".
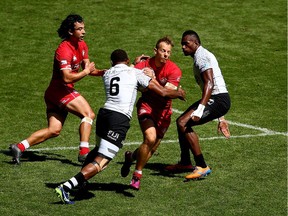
[
  {"x1": 61, "y1": 60, "x2": 67, "y2": 65},
  {"x1": 72, "y1": 64, "x2": 80, "y2": 70}
]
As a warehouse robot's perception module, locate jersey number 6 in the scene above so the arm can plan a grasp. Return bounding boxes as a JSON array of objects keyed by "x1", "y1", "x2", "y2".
[{"x1": 110, "y1": 77, "x2": 120, "y2": 96}]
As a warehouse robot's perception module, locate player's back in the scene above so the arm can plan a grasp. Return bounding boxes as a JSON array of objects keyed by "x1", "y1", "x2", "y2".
[{"x1": 102, "y1": 63, "x2": 150, "y2": 119}]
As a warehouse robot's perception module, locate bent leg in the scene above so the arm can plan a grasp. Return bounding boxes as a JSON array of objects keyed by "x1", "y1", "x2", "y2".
[
  {"x1": 24, "y1": 112, "x2": 65, "y2": 148},
  {"x1": 81, "y1": 156, "x2": 110, "y2": 180},
  {"x1": 61, "y1": 155, "x2": 110, "y2": 195},
  {"x1": 135, "y1": 118, "x2": 157, "y2": 171},
  {"x1": 66, "y1": 95, "x2": 95, "y2": 142},
  {"x1": 177, "y1": 123, "x2": 192, "y2": 165},
  {"x1": 66, "y1": 95, "x2": 95, "y2": 160},
  {"x1": 177, "y1": 110, "x2": 206, "y2": 167}
]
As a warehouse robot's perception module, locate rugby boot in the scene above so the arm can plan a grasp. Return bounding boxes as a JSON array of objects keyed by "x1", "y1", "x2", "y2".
[
  {"x1": 121, "y1": 151, "x2": 133, "y2": 177},
  {"x1": 185, "y1": 166, "x2": 211, "y2": 180},
  {"x1": 9, "y1": 144, "x2": 22, "y2": 165}
]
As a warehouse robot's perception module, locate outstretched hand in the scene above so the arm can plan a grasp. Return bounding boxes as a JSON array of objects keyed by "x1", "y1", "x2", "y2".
[
  {"x1": 134, "y1": 54, "x2": 150, "y2": 65},
  {"x1": 218, "y1": 119, "x2": 230, "y2": 138},
  {"x1": 143, "y1": 67, "x2": 156, "y2": 79},
  {"x1": 85, "y1": 62, "x2": 96, "y2": 75},
  {"x1": 177, "y1": 86, "x2": 186, "y2": 101}
]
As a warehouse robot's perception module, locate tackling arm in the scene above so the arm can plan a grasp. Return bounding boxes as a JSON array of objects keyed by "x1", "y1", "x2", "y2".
[
  {"x1": 61, "y1": 61, "x2": 95, "y2": 83},
  {"x1": 82, "y1": 59, "x2": 106, "y2": 76},
  {"x1": 147, "y1": 79, "x2": 186, "y2": 100}
]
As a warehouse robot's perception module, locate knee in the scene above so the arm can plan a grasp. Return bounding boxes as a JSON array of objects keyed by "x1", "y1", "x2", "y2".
[
  {"x1": 144, "y1": 135, "x2": 156, "y2": 147},
  {"x1": 48, "y1": 128, "x2": 61, "y2": 137},
  {"x1": 81, "y1": 109, "x2": 95, "y2": 125},
  {"x1": 85, "y1": 110, "x2": 95, "y2": 120},
  {"x1": 176, "y1": 117, "x2": 186, "y2": 132},
  {"x1": 82, "y1": 108, "x2": 95, "y2": 120},
  {"x1": 89, "y1": 111, "x2": 95, "y2": 120}
]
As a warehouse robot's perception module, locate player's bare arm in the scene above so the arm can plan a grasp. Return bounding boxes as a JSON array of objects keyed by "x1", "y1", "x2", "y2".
[
  {"x1": 61, "y1": 61, "x2": 95, "y2": 83},
  {"x1": 142, "y1": 67, "x2": 156, "y2": 79},
  {"x1": 89, "y1": 68, "x2": 107, "y2": 76},
  {"x1": 82, "y1": 59, "x2": 106, "y2": 76},
  {"x1": 130, "y1": 54, "x2": 150, "y2": 67},
  {"x1": 134, "y1": 54, "x2": 150, "y2": 64},
  {"x1": 148, "y1": 79, "x2": 186, "y2": 100},
  {"x1": 191, "y1": 68, "x2": 214, "y2": 121}
]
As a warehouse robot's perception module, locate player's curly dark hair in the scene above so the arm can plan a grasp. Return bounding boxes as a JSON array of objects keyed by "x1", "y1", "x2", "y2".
[{"x1": 57, "y1": 14, "x2": 84, "y2": 39}]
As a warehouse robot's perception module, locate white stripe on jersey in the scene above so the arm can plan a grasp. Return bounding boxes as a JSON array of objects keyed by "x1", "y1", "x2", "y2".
[
  {"x1": 102, "y1": 64, "x2": 151, "y2": 119},
  {"x1": 193, "y1": 46, "x2": 228, "y2": 95}
]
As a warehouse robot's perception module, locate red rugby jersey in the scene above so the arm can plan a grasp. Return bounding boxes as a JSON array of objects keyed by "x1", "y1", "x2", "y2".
[
  {"x1": 51, "y1": 39, "x2": 89, "y2": 88},
  {"x1": 135, "y1": 57, "x2": 182, "y2": 110}
]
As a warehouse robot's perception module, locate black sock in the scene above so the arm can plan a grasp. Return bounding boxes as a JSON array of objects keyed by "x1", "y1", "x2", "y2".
[
  {"x1": 194, "y1": 154, "x2": 207, "y2": 168},
  {"x1": 63, "y1": 172, "x2": 85, "y2": 192},
  {"x1": 74, "y1": 172, "x2": 85, "y2": 185}
]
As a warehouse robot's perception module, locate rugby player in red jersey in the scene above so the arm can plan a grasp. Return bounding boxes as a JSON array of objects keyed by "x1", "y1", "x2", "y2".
[
  {"x1": 120, "y1": 36, "x2": 185, "y2": 190},
  {"x1": 10, "y1": 14, "x2": 105, "y2": 164}
]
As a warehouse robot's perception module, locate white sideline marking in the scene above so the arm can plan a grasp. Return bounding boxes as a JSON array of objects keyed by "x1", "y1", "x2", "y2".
[
  {"x1": 28, "y1": 131, "x2": 285, "y2": 152},
  {"x1": 28, "y1": 109, "x2": 287, "y2": 152},
  {"x1": 172, "y1": 108, "x2": 287, "y2": 136}
]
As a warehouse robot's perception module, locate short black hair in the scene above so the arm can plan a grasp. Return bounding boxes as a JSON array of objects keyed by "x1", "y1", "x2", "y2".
[
  {"x1": 182, "y1": 30, "x2": 201, "y2": 45},
  {"x1": 57, "y1": 14, "x2": 84, "y2": 39},
  {"x1": 110, "y1": 49, "x2": 129, "y2": 65}
]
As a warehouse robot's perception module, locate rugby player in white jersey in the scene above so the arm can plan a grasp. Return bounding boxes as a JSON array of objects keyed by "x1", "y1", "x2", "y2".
[
  {"x1": 55, "y1": 49, "x2": 185, "y2": 204},
  {"x1": 166, "y1": 30, "x2": 231, "y2": 180}
]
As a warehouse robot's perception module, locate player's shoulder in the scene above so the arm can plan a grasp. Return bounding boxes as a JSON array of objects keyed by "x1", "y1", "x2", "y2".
[
  {"x1": 55, "y1": 40, "x2": 73, "y2": 58},
  {"x1": 56, "y1": 40, "x2": 72, "y2": 52},
  {"x1": 195, "y1": 46, "x2": 212, "y2": 58}
]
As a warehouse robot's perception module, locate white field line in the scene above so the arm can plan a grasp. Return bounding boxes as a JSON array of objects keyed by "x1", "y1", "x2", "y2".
[
  {"x1": 172, "y1": 108, "x2": 287, "y2": 135},
  {"x1": 27, "y1": 109, "x2": 287, "y2": 152}
]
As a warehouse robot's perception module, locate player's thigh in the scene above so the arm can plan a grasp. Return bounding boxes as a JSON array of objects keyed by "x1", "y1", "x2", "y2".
[
  {"x1": 66, "y1": 95, "x2": 94, "y2": 118},
  {"x1": 139, "y1": 118, "x2": 157, "y2": 144}
]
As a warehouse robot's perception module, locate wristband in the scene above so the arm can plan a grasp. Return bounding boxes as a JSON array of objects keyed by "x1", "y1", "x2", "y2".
[{"x1": 191, "y1": 104, "x2": 205, "y2": 118}]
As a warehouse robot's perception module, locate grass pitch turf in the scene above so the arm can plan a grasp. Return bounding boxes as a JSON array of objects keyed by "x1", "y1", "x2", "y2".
[{"x1": 0, "y1": 0, "x2": 286, "y2": 215}]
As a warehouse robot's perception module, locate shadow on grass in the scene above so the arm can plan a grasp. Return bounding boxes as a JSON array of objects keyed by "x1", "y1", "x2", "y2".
[
  {"x1": 1, "y1": 149, "x2": 81, "y2": 167},
  {"x1": 116, "y1": 160, "x2": 192, "y2": 179},
  {"x1": 46, "y1": 181, "x2": 135, "y2": 204}
]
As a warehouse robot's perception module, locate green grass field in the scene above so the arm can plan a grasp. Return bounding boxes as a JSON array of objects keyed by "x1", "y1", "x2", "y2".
[{"x1": 0, "y1": 0, "x2": 287, "y2": 215}]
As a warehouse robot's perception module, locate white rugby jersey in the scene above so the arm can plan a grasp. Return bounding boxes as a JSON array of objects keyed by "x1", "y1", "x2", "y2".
[
  {"x1": 193, "y1": 46, "x2": 228, "y2": 95},
  {"x1": 102, "y1": 63, "x2": 151, "y2": 119}
]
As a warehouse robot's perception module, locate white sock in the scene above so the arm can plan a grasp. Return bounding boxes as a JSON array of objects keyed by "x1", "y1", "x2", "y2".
[
  {"x1": 135, "y1": 170, "x2": 142, "y2": 175},
  {"x1": 21, "y1": 140, "x2": 30, "y2": 150},
  {"x1": 79, "y1": 141, "x2": 89, "y2": 148},
  {"x1": 64, "y1": 177, "x2": 78, "y2": 190}
]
